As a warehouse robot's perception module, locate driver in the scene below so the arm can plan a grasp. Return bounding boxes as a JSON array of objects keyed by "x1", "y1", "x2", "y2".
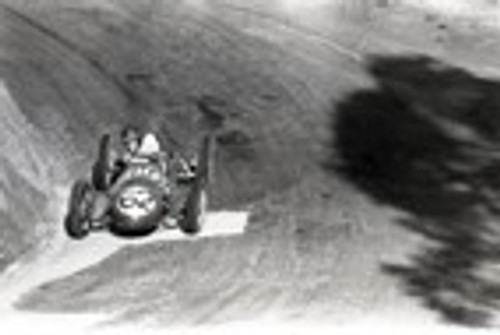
[
  {"x1": 118, "y1": 126, "x2": 196, "y2": 182},
  {"x1": 121, "y1": 127, "x2": 161, "y2": 164}
]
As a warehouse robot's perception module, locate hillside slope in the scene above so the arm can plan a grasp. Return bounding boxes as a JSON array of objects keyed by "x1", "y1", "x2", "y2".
[{"x1": 3, "y1": 0, "x2": 500, "y2": 330}]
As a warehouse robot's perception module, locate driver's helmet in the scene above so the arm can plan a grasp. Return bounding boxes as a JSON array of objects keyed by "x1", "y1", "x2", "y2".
[{"x1": 140, "y1": 133, "x2": 161, "y2": 156}]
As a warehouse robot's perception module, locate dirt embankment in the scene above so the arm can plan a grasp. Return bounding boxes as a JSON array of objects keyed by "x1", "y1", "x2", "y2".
[
  {"x1": 5, "y1": 0, "x2": 500, "y2": 329},
  {"x1": 3, "y1": 0, "x2": 500, "y2": 281},
  {"x1": 0, "y1": 0, "x2": 341, "y2": 271},
  {"x1": 0, "y1": 0, "x2": 389, "y2": 326}
]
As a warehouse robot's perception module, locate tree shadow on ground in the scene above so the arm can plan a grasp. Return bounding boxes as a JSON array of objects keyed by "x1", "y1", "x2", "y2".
[{"x1": 329, "y1": 55, "x2": 500, "y2": 327}]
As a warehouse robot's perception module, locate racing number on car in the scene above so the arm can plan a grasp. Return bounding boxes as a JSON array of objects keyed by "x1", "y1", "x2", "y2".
[
  {"x1": 117, "y1": 185, "x2": 158, "y2": 220},
  {"x1": 130, "y1": 165, "x2": 162, "y2": 181}
]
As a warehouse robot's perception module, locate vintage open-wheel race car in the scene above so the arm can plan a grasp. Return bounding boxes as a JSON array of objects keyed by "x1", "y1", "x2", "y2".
[{"x1": 63, "y1": 132, "x2": 213, "y2": 239}]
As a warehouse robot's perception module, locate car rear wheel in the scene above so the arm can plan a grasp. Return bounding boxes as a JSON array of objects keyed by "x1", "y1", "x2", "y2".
[
  {"x1": 64, "y1": 180, "x2": 93, "y2": 240},
  {"x1": 92, "y1": 133, "x2": 112, "y2": 191},
  {"x1": 179, "y1": 135, "x2": 212, "y2": 235},
  {"x1": 179, "y1": 188, "x2": 208, "y2": 235}
]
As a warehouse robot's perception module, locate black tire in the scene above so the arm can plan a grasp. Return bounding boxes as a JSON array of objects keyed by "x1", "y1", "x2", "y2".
[
  {"x1": 64, "y1": 180, "x2": 92, "y2": 240},
  {"x1": 92, "y1": 134, "x2": 112, "y2": 191},
  {"x1": 179, "y1": 187, "x2": 208, "y2": 235},
  {"x1": 196, "y1": 135, "x2": 213, "y2": 187},
  {"x1": 178, "y1": 135, "x2": 213, "y2": 235}
]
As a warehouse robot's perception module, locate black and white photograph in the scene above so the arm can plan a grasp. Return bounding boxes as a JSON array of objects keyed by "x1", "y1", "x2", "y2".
[{"x1": 1, "y1": 0, "x2": 500, "y2": 334}]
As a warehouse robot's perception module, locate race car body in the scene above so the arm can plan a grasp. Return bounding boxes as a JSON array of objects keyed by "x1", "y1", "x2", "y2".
[{"x1": 63, "y1": 132, "x2": 212, "y2": 239}]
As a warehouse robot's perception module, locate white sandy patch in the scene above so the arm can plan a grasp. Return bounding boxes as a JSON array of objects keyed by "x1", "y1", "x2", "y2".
[
  {"x1": 279, "y1": 0, "x2": 332, "y2": 11},
  {"x1": 0, "y1": 206, "x2": 248, "y2": 312},
  {"x1": 0, "y1": 207, "x2": 248, "y2": 334}
]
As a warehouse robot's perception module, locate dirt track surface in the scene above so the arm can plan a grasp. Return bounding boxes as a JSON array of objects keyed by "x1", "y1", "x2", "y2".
[{"x1": 3, "y1": 0, "x2": 500, "y2": 332}]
